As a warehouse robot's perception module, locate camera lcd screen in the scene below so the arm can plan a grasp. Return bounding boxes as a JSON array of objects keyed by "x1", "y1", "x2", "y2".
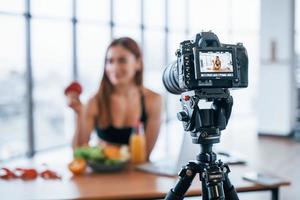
[{"x1": 198, "y1": 51, "x2": 234, "y2": 78}]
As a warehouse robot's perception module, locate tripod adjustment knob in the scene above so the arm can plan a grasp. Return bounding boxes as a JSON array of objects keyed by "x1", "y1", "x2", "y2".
[
  {"x1": 178, "y1": 168, "x2": 187, "y2": 177},
  {"x1": 178, "y1": 166, "x2": 194, "y2": 178},
  {"x1": 177, "y1": 111, "x2": 189, "y2": 122}
]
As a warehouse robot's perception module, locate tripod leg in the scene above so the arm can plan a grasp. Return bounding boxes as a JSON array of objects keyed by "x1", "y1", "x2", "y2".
[
  {"x1": 222, "y1": 166, "x2": 239, "y2": 200},
  {"x1": 201, "y1": 179, "x2": 209, "y2": 200},
  {"x1": 165, "y1": 165, "x2": 197, "y2": 200}
]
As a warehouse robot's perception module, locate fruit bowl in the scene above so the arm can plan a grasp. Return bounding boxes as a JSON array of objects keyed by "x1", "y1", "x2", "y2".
[{"x1": 71, "y1": 145, "x2": 130, "y2": 173}]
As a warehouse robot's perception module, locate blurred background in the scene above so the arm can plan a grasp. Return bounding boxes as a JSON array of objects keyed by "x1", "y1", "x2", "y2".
[{"x1": 0, "y1": 0, "x2": 299, "y2": 198}]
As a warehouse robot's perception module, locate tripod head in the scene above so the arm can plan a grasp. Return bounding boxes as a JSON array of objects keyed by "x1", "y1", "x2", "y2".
[{"x1": 177, "y1": 88, "x2": 233, "y2": 145}]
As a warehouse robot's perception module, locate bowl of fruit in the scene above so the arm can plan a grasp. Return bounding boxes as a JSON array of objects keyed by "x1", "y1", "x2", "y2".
[{"x1": 69, "y1": 145, "x2": 130, "y2": 174}]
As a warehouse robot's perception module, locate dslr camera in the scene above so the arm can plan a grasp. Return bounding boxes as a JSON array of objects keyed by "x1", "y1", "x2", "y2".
[{"x1": 163, "y1": 31, "x2": 248, "y2": 94}]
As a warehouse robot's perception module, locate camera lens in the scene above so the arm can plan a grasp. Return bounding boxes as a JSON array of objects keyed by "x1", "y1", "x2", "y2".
[{"x1": 162, "y1": 61, "x2": 183, "y2": 94}]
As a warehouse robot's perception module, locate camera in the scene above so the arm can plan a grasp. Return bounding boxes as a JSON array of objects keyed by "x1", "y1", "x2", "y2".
[{"x1": 163, "y1": 31, "x2": 248, "y2": 94}]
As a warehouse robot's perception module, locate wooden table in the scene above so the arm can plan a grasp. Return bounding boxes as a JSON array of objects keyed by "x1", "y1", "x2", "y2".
[{"x1": 0, "y1": 163, "x2": 290, "y2": 200}]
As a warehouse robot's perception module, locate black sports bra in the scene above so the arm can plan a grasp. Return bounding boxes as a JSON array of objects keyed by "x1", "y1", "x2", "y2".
[{"x1": 95, "y1": 94, "x2": 147, "y2": 145}]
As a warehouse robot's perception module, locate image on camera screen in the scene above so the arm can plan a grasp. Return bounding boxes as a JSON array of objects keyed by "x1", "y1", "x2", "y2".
[{"x1": 199, "y1": 51, "x2": 234, "y2": 74}]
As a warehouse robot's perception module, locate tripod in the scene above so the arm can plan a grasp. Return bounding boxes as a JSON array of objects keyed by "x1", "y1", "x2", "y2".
[{"x1": 165, "y1": 89, "x2": 239, "y2": 200}]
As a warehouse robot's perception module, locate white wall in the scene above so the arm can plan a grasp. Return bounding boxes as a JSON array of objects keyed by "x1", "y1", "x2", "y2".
[{"x1": 258, "y1": 0, "x2": 296, "y2": 135}]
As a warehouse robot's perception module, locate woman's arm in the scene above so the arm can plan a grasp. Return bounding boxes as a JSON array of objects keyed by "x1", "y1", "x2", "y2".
[
  {"x1": 144, "y1": 92, "x2": 163, "y2": 158},
  {"x1": 72, "y1": 96, "x2": 98, "y2": 149}
]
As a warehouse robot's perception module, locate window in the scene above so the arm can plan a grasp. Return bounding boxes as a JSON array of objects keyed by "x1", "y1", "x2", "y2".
[
  {"x1": 189, "y1": 0, "x2": 230, "y2": 33},
  {"x1": 296, "y1": 0, "x2": 300, "y2": 57},
  {"x1": 77, "y1": 0, "x2": 110, "y2": 23},
  {"x1": 231, "y1": 0, "x2": 260, "y2": 32},
  {"x1": 114, "y1": 0, "x2": 140, "y2": 27},
  {"x1": 113, "y1": 27, "x2": 141, "y2": 43},
  {"x1": 31, "y1": 19, "x2": 72, "y2": 150},
  {"x1": 296, "y1": 0, "x2": 300, "y2": 85},
  {"x1": 77, "y1": 24, "x2": 110, "y2": 101},
  {"x1": 144, "y1": 30, "x2": 165, "y2": 71},
  {"x1": 168, "y1": 0, "x2": 186, "y2": 31},
  {"x1": 31, "y1": 0, "x2": 71, "y2": 18},
  {"x1": 144, "y1": 0, "x2": 165, "y2": 29},
  {"x1": 0, "y1": 16, "x2": 26, "y2": 160},
  {"x1": 0, "y1": 0, "x2": 24, "y2": 13}
]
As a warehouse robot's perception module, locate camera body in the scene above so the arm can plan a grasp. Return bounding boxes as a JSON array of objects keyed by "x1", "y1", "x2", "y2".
[{"x1": 163, "y1": 31, "x2": 248, "y2": 94}]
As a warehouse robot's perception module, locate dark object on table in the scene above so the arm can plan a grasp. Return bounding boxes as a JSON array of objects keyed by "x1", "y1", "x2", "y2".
[
  {"x1": 243, "y1": 172, "x2": 283, "y2": 186},
  {"x1": 216, "y1": 150, "x2": 247, "y2": 165},
  {"x1": 87, "y1": 160, "x2": 128, "y2": 173}
]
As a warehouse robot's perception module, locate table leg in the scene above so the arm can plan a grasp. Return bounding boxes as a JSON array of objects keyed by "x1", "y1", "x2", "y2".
[{"x1": 271, "y1": 188, "x2": 279, "y2": 200}]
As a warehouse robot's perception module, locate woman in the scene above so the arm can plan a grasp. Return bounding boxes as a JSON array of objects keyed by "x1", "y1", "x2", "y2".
[
  {"x1": 67, "y1": 37, "x2": 162, "y2": 158},
  {"x1": 213, "y1": 56, "x2": 222, "y2": 70}
]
